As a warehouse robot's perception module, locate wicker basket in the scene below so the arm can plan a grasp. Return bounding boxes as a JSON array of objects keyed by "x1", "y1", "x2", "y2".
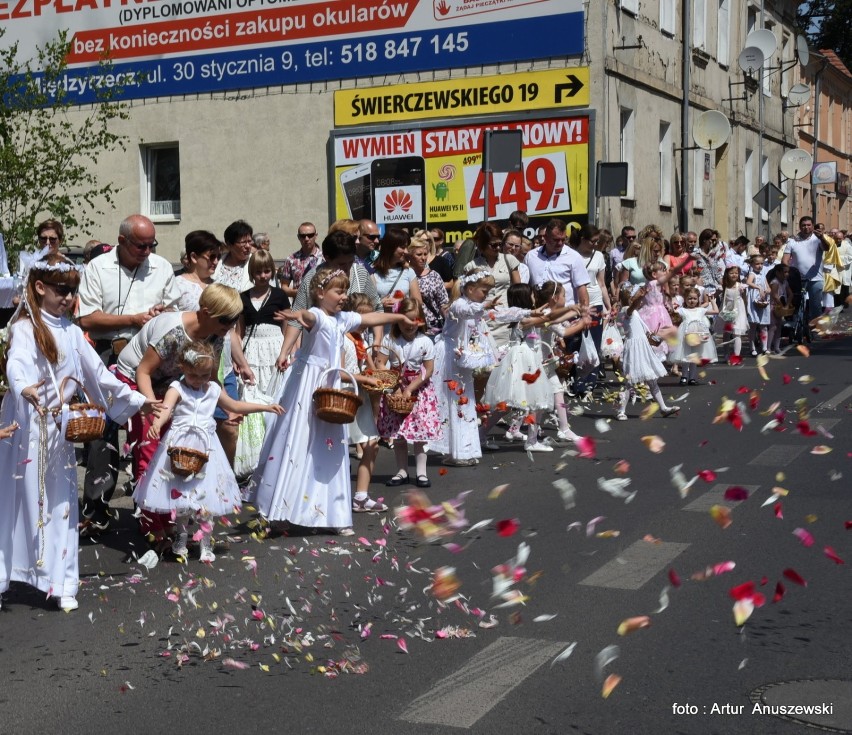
[
  {"x1": 386, "y1": 391, "x2": 416, "y2": 416},
  {"x1": 168, "y1": 425, "x2": 209, "y2": 477},
  {"x1": 58, "y1": 377, "x2": 107, "y2": 442},
  {"x1": 363, "y1": 345, "x2": 402, "y2": 394},
  {"x1": 313, "y1": 368, "x2": 362, "y2": 424}
]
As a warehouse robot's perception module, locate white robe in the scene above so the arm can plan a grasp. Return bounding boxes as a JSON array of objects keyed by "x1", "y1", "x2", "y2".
[{"x1": 0, "y1": 312, "x2": 145, "y2": 600}]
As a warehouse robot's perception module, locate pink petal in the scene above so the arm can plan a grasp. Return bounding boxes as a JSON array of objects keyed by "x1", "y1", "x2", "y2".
[
  {"x1": 576, "y1": 436, "x2": 596, "y2": 459},
  {"x1": 397, "y1": 638, "x2": 409, "y2": 654},
  {"x1": 824, "y1": 546, "x2": 845, "y2": 565},
  {"x1": 792, "y1": 528, "x2": 815, "y2": 547}
]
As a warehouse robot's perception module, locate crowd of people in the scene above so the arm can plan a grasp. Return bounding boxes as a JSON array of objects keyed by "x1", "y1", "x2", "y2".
[{"x1": 0, "y1": 211, "x2": 849, "y2": 613}]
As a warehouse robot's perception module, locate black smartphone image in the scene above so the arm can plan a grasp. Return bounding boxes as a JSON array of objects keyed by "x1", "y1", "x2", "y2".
[
  {"x1": 370, "y1": 156, "x2": 426, "y2": 231},
  {"x1": 340, "y1": 162, "x2": 372, "y2": 221}
]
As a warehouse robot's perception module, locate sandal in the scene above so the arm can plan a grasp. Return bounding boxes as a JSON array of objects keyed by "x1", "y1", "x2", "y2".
[{"x1": 352, "y1": 496, "x2": 389, "y2": 513}]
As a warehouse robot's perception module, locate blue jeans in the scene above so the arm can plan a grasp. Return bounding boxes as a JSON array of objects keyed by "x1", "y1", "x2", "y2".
[{"x1": 803, "y1": 278, "x2": 823, "y2": 323}]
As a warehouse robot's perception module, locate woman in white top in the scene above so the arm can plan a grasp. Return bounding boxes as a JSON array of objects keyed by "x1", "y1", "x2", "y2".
[
  {"x1": 372, "y1": 228, "x2": 422, "y2": 311},
  {"x1": 570, "y1": 224, "x2": 612, "y2": 394},
  {"x1": 471, "y1": 221, "x2": 521, "y2": 350},
  {"x1": 174, "y1": 230, "x2": 221, "y2": 311}
]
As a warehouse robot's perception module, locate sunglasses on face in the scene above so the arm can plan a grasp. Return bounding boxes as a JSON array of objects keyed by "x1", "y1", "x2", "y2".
[
  {"x1": 38, "y1": 235, "x2": 59, "y2": 244},
  {"x1": 298, "y1": 232, "x2": 317, "y2": 239},
  {"x1": 127, "y1": 237, "x2": 158, "y2": 251},
  {"x1": 217, "y1": 315, "x2": 240, "y2": 325},
  {"x1": 47, "y1": 283, "x2": 77, "y2": 297},
  {"x1": 363, "y1": 233, "x2": 381, "y2": 241}
]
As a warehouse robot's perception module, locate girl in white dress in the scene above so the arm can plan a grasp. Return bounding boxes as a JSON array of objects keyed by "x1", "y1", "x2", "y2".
[
  {"x1": 376, "y1": 299, "x2": 442, "y2": 489},
  {"x1": 430, "y1": 266, "x2": 499, "y2": 466},
  {"x1": 134, "y1": 341, "x2": 282, "y2": 562},
  {"x1": 670, "y1": 287, "x2": 718, "y2": 384},
  {"x1": 714, "y1": 266, "x2": 748, "y2": 361},
  {"x1": 615, "y1": 284, "x2": 681, "y2": 421},
  {"x1": 745, "y1": 255, "x2": 770, "y2": 355},
  {"x1": 0, "y1": 253, "x2": 148, "y2": 612},
  {"x1": 250, "y1": 268, "x2": 416, "y2": 535}
]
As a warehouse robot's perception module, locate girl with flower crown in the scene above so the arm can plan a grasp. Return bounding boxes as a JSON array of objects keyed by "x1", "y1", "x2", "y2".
[
  {"x1": 0, "y1": 252, "x2": 150, "y2": 612},
  {"x1": 250, "y1": 266, "x2": 416, "y2": 536}
]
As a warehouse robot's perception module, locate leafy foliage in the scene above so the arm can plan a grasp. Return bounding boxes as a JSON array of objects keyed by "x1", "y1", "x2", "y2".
[
  {"x1": 797, "y1": 0, "x2": 852, "y2": 71},
  {"x1": 0, "y1": 28, "x2": 129, "y2": 269}
]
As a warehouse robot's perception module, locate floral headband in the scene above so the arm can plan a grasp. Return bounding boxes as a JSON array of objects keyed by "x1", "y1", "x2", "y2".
[
  {"x1": 317, "y1": 269, "x2": 346, "y2": 289},
  {"x1": 182, "y1": 349, "x2": 215, "y2": 365}
]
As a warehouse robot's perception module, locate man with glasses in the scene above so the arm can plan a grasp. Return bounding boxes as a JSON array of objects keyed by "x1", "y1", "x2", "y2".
[
  {"x1": 356, "y1": 218, "x2": 381, "y2": 273},
  {"x1": 77, "y1": 214, "x2": 180, "y2": 534},
  {"x1": 278, "y1": 222, "x2": 323, "y2": 298},
  {"x1": 524, "y1": 218, "x2": 590, "y2": 308},
  {"x1": 609, "y1": 225, "x2": 635, "y2": 272}
]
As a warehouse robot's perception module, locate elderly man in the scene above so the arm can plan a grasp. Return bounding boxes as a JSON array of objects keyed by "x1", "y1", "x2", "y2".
[
  {"x1": 77, "y1": 214, "x2": 179, "y2": 534},
  {"x1": 356, "y1": 218, "x2": 381, "y2": 273},
  {"x1": 783, "y1": 216, "x2": 831, "y2": 325},
  {"x1": 524, "y1": 218, "x2": 590, "y2": 307}
]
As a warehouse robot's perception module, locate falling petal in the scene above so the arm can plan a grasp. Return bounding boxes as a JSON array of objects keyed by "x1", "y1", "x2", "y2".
[
  {"x1": 811, "y1": 445, "x2": 832, "y2": 455},
  {"x1": 782, "y1": 568, "x2": 807, "y2": 587},
  {"x1": 614, "y1": 459, "x2": 631, "y2": 475},
  {"x1": 586, "y1": 516, "x2": 606, "y2": 537},
  {"x1": 774, "y1": 503, "x2": 783, "y2": 519},
  {"x1": 639, "y1": 403, "x2": 659, "y2": 420},
  {"x1": 712, "y1": 561, "x2": 736, "y2": 576},
  {"x1": 595, "y1": 419, "x2": 611, "y2": 434},
  {"x1": 222, "y1": 658, "x2": 249, "y2": 669},
  {"x1": 729, "y1": 581, "x2": 756, "y2": 601},
  {"x1": 596, "y1": 530, "x2": 620, "y2": 538},
  {"x1": 488, "y1": 484, "x2": 510, "y2": 500},
  {"x1": 824, "y1": 546, "x2": 845, "y2": 565},
  {"x1": 641, "y1": 435, "x2": 666, "y2": 453},
  {"x1": 710, "y1": 505, "x2": 732, "y2": 529},
  {"x1": 597, "y1": 476, "x2": 633, "y2": 499},
  {"x1": 617, "y1": 616, "x2": 651, "y2": 636},
  {"x1": 698, "y1": 469, "x2": 717, "y2": 482},
  {"x1": 602, "y1": 674, "x2": 622, "y2": 699},
  {"x1": 464, "y1": 519, "x2": 493, "y2": 535},
  {"x1": 733, "y1": 599, "x2": 754, "y2": 626},
  {"x1": 576, "y1": 436, "x2": 596, "y2": 459},
  {"x1": 431, "y1": 567, "x2": 462, "y2": 601},
  {"x1": 654, "y1": 586, "x2": 670, "y2": 613},
  {"x1": 792, "y1": 528, "x2": 815, "y2": 547},
  {"x1": 549, "y1": 641, "x2": 577, "y2": 667},
  {"x1": 533, "y1": 614, "x2": 558, "y2": 623},
  {"x1": 552, "y1": 479, "x2": 577, "y2": 510},
  {"x1": 796, "y1": 344, "x2": 811, "y2": 357},
  {"x1": 724, "y1": 486, "x2": 749, "y2": 501},
  {"x1": 397, "y1": 638, "x2": 409, "y2": 654},
  {"x1": 772, "y1": 581, "x2": 785, "y2": 602},
  {"x1": 739, "y1": 659, "x2": 749, "y2": 670},
  {"x1": 668, "y1": 568, "x2": 682, "y2": 587},
  {"x1": 594, "y1": 644, "x2": 620, "y2": 680}
]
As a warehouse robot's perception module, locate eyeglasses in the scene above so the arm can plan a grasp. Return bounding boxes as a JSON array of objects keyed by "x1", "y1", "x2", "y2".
[
  {"x1": 217, "y1": 314, "x2": 240, "y2": 325},
  {"x1": 127, "y1": 237, "x2": 158, "y2": 251},
  {"x1": 38, "y1": 235, "x2": 59, "y2": 244},
  {"x1": 298, "y1": 232, "x2": 317, "y2": 239},
  {"x1": 234, "y1": 238, "x2": 254, "y2": 247},
  {"x1": 487, "y1": 241, "x2": 501, "y2": 249},
  {"x1": 363, "y1": 233, "x2": 381, "y2": 241},
  {"x1": 624, "y1": 235, "x2": 636, "y2": 240},
  {"x1": 46, "y1": 283, "x2": 77, "y2": 297},
  {"x1": 202, "y1": 252, "x2": 220, "y2": 262}
]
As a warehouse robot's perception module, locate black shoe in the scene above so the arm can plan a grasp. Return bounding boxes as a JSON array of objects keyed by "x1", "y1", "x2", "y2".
[
  {"x1": 415, "y1": 475, "x2": 431, "y2": 488},
  {"x1": 679, "y1": 377, "x2": 688, "y2": 385},
  {"x1": 688, "y1": 379, "x2": 700, "y2": 386},
  {"x1": 385, "y1": 472, "x2": 409, "y2": 487}
]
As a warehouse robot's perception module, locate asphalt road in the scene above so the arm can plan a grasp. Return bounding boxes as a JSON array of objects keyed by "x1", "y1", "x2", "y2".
[{"x1": 1, "y1": 325, "x2": 851, "y2": 735}]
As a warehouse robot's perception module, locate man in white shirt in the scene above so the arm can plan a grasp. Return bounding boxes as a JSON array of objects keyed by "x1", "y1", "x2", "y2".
[
  {"x1": 77, "y1": 214, "x2": 179, "y2": 533},
  {"x1": 524, "y1": 218, "x2": 590, "y2": 307},
  {"x1": 782, "y1": 216, "x2": 831, "y2": 324},
  {"x1": 724, "y1": 236, "x2": 749, "y2": 277}
]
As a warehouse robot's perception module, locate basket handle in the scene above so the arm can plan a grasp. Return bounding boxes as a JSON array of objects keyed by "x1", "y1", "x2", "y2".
[
  {"x1": 168, "y1": 423, "x2": 210, "y2": 454},
  {"x1": 317, "y1": 367, "x2": 359, "y2": 391},
  {"x1": 58, "y1": 375, "x2": 95, "y2": 405},
  {"x1": 370, "y1": 342, "x2": 405, "y2": 370}
]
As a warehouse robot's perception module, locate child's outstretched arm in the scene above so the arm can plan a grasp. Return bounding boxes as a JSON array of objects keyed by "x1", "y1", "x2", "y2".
[
  {"x1": 147, "y1": 387, "x2": 182, "y2": 440},
  {"x1": 561, "y1": 313, "x2": 593, "y2": 339},
  {"x1": 358, "y1": 311, "x2": 418, "y2": 330},
  {"x1": 218, "y1": 392, "x2": 285, "y2": 417}
]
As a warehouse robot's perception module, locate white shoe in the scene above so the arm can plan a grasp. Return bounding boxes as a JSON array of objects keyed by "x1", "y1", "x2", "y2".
[
  {"x1": 660, "y1": 406, "x2": 681, "y2": 417},
  {"x1": 504, "y1": 430, "x2": 525, "y2": 441},
  {"x1": 172, "y1": 531, "x2": 189, "y2": 558},
  {"x1": 556, "y1": 430, "x2": 580, "y2": 442},
  {"x1": 524, "y1": 442, "x2": 554, "y2": 453},
  {"x1": 337, "y1": 527, "x2": 355, "y2": 536},
  {"x1": 751, "y1": 349, "x2": 758, "y2": 357},
  {"x1": 59, "y1": 596, "x2": 78, "y2": 612},
  {"x1": 483, "y1": 440, "x2": 500, "y2": 451},
  {"x1": 199, "y1": 535, "x2": 215, "y2": 562},
  {"x1": 616, "y1": 413, "x2": 628, "y2": 421}
]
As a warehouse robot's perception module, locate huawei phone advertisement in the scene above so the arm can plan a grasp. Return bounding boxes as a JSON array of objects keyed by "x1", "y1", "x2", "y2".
[{"x1": 331, "y1": 115, "x2": 590, "y2": 243}]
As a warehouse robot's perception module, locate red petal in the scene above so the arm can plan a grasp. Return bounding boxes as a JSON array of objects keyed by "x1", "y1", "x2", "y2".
[
  {"x1": 698, "y1": 469, "x2": 717, "y2": 482},
  {"x1": 782, "y1": 568, "x2": 807, "y2": 587},
  {"x1": 774, "y1": 503, "x2": 783, "y2": 519},
  {"x1": 576, "y1": 436, "x2": 596, "y2": 459},
  {"x1": 170, "y1": 488, "x2": 182, "y2": 499},
  {"x1": 724, "y1": 486, "x2": 749, "y2": 501},
  {"x1": 751, "y1": 592, "x2": 766, "y2": 607},
  {"x1": 522, "y1": 414, "x2": 537, "y2": 425},
  {"x1": 772, "y1": 581, "x2": 785, "y2": 603},
  {"x1": 796, "y1": 421, "x2": 818, "y2": 437},
  {"x1": 782, "y1": 374, "x2": 792, "y2": 385},
  {"x1": 824, "y1": 546, "x2": 845, "y2": 565},
  {"x1": 729, "y1": 355, "x2": 743, "y2": 366},
  {"x1": 496, "y1": 518, "x2": 520, "y2": 537},
  {"x1": 668, "y1": 568, "x2": 682, "y2": 587},
  {"x1": 438, "y1": 468, "x2": 448, "y2": 476},
  {"x1": 729, "y1": 581, "x2": 755, "y2": 601},
  {"x1": 736, "y1": 386, "x2": 750, "y2": 394},
  {"x1": 845, "y1": 521, "x2": 852, "y2": 530}
]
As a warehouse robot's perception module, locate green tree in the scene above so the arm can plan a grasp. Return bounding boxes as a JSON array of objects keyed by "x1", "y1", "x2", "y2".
[
  {"x1": 0, "y1": 28, "x2": 129, "y2": 270},
  {"x1": 798, "y1": 0, "x2": 852, "y2": 71}
]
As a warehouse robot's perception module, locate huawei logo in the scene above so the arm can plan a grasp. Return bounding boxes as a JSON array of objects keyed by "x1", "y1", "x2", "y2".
[{"x1": 383, "y1": 189, "x2": 413, "y2": 214}]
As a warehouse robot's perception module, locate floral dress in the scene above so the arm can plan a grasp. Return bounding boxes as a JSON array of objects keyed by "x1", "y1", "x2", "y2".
[
  {"x1": 377, "y1": 334, "x2": 442, "y2": 443},
  {"x1": 416, "y1": 268, "x2": 448, "y2": 336}
]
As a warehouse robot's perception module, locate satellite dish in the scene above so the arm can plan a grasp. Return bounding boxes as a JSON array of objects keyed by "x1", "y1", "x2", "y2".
[
  {"x1": 796, "y1": 35, "x2": 810, "y2": 67},
  {"x1": 692, "y1": 110, "x2": 731, "y2": 151},
  {"x1": 744, "y1": 28, "x2": 778, "y2": 59},
  {"x1": 786, "y1": 83, "x2": 811, "y2": 106},
  {"x1": 738, "y1": 47, "x2": 765, "y2": 74},
  {"x1": 779, "y1": 148, "x2": 813, "y2": 180}
]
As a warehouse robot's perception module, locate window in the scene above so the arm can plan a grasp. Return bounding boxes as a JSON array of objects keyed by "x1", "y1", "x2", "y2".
[
  {"x1": 744, "y1": 148, "x2": 754, "y2": 220},
  {"x1": 717, "y1": 0, "x2": 730, "y2": 65},
  {"x1": 762, "y1": 22, "x2": 774, "y2": 96},
  {"x1": 693, "y1": 150, "x2": 706, "y2": 210},
  {"x1": 620, "y1": 108, "x2": 635, "y2": 199},
  {"x1": 141, "y1": 144, "x2": 181, "y2": 221},
  {"x1": 760, "y1": 155, "x2": 769, "y2": 222},
  {"x1": 660, "y1": 0, "x2": 676, "y2": 35},
  {"x1": 659, "y1": 123, "x2": 673, "y2": 207},
  {"x1": 693, "y1": 0, "x2": 707, "y2": 50}
]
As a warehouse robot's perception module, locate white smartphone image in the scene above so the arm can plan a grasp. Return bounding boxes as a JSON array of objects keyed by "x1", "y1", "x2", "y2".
[{"x1": 340, "y1": 163, "x2": 372, "y2": 221}]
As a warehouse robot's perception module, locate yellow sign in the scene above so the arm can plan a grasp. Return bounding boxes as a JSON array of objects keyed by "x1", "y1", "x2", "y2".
[{"x1": 334, "y1": 68, "x2": 590, "y2": 127}]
